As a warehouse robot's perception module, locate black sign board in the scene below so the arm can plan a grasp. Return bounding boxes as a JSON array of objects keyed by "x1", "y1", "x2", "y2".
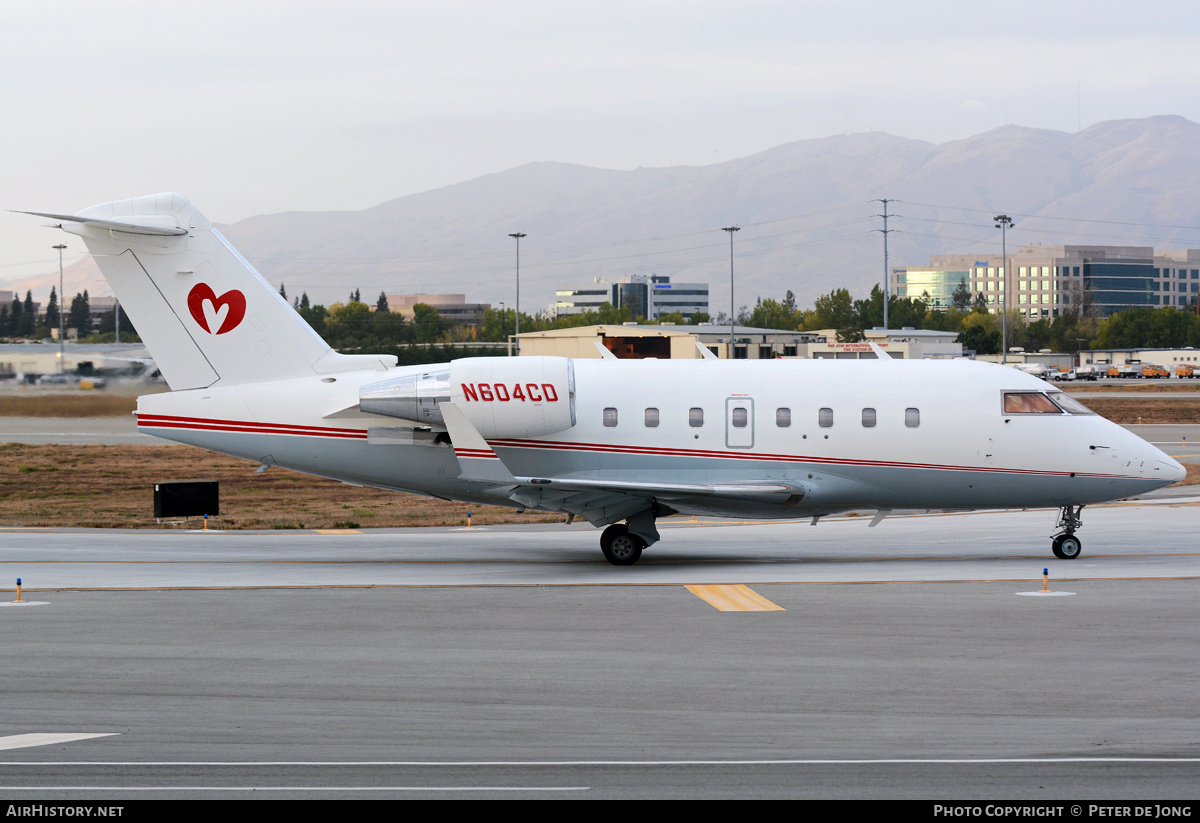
[{"x1": 154, "y1": 481, "x2": 219, "y2": 518}]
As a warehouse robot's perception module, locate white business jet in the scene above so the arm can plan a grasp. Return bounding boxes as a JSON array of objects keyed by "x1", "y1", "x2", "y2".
[{"x1": 20, "y1": 194, "x2": 1186, "y2": 564}]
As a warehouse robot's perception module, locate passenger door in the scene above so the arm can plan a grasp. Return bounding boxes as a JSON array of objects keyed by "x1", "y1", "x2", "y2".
[{"x1": 725, "y1": 397, "x2": 754, "y2": 449}]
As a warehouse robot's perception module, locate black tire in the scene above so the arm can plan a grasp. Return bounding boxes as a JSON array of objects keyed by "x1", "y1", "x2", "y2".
[
  {"x1": 600, "y1": 524, "x2": 644, "y2": 566},
  {"x1": 1057, "y1": 535, "x2": 1082, "y2": 559}
]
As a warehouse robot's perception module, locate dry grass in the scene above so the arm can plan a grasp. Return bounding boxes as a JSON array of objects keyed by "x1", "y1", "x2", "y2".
[
  {"x1": 1070, "y1": 398, "x2": 1200, "y2": 424},
  {"x1": 0, "y1": 443, "x2": 564, "y2": 530}
]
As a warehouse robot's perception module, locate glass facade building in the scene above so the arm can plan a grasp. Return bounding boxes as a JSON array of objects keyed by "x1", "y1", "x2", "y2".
[
  {"x1": 895, "y1": 246, "x2": 1200, "y2": 319},
  {"x1": 1084, "y1": 262, "x2": 1157, "y2": 313}
]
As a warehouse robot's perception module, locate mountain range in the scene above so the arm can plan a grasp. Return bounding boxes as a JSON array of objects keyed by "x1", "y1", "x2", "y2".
[{"x1": 11, "y1": 115, "x2": 1200, "y2": 316}]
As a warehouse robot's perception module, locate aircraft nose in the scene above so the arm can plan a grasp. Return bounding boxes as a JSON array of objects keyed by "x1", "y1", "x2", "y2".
[{"x1": 1158, "y1": 455, "x2": 1187, "y2": 484}]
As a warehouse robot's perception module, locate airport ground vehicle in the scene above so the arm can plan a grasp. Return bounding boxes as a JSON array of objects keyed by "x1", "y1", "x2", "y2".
[
  {"x1": 1013, "y1": 363, "x2": 1049, "y2": 379},
  {"x1": 1141, "y1": 364, "x2": 1170, "y2": 379},
  {"x1": 21, "y1": 194, "x2": 1186, "y2": 564}
]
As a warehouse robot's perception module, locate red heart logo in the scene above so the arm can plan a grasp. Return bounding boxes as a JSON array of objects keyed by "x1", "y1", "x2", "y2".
[{"x1": 187, "y1": 284, "x2": 246, "y2": 335}]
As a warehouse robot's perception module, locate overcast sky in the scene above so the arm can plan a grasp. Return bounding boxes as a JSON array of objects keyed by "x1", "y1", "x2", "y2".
[{"x1": 4, "y1": 0, "x2": 1200, "y2": 286}]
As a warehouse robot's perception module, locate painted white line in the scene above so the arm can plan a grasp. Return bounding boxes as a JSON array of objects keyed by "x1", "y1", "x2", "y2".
[
  {"x1": 1016, "y1": 591, "x2": 1076, "y2": 597},
  {"x1": 0, "y1": 734, "x2": 118, "y2": 751}
]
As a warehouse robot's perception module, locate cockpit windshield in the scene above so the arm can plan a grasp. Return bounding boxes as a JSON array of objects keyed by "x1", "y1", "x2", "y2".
[
  {"x1": 1046, "y1": 391, "x2": 1095, "y2": 415},
  {"x1": 1003, "y1": 392, "x2": 1061, "y2": 414},
  {"x1": 1002, "y1": 391, "x2": 1096, "y2": 415}
]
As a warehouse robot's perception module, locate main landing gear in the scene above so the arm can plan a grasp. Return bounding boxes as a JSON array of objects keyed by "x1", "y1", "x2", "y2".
[
  {"x1": 599, "y1": 509, "x2": 661, "y2": 566},
  {"x1": 1051, "y1": 505, "x2": 1084, "y2": 560},
  {"x1": 600, "y1": 524, "x2": 645, "y2": 565}
]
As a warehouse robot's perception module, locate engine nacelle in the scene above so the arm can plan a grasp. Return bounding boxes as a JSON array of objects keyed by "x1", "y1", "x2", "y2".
[{"x1": 360, "y1": 357, "x2": 576, "y2": 439}]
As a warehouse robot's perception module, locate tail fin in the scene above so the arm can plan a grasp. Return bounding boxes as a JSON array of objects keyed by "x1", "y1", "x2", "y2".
[{"x1": 23, "y1": 193, "x2": 394, "y2": 390}]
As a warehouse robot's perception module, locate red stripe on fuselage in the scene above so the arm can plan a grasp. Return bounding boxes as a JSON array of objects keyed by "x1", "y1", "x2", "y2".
[{"x1": 136, "y1": 413, "x2": 368, "y2": 440}]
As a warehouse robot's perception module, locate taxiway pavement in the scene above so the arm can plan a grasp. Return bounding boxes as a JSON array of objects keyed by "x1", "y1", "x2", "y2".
[{"x1": 1, "y1": 502, "x2": 1198, "y2": 799}]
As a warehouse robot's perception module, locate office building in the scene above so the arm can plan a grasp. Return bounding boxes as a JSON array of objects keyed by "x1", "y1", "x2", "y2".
[
  {"x1": 555, "y1": 275, "x2": 709, "y2": 320},
  {"x1": 895, "y1": 246, "x2": 1200, "y2": 320}
]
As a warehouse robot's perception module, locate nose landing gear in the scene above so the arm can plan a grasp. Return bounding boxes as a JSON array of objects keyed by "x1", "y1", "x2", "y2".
[{"x1": 1051, "y1": 505, "x2": 1084, "y2": 559}]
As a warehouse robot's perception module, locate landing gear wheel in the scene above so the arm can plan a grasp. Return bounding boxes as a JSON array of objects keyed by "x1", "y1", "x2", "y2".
[
  {"x1": 1054, "y1": 534, "x2": 1082, "y2": 560},
  {"x1": 1051, "y1": 505, "x2": 1084, "y2": 560},
  {"x1": 1051, "y1": 536, "x2": 1064, "y2": 559},
  {"x1": 601, "y1": 524, "x2": 645, "y2": 566}
]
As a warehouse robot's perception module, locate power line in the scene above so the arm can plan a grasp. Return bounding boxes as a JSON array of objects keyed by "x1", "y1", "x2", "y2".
[{"x1": 900, "y1": 200, "x2": 1200, "y2": 233}]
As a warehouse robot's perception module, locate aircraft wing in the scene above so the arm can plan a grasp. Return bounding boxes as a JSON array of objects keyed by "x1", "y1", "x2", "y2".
[
  {"x1": 505, "y1": 478, "x2": 797, "y2": 529},
  {"x1": 439, "y1": 402, "x2": 798, "y2": 526}
]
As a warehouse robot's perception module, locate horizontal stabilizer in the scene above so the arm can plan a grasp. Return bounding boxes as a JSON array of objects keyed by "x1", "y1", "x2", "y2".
[{"x1": 12, "y1": 210, "x2": 188, "y2": 236}]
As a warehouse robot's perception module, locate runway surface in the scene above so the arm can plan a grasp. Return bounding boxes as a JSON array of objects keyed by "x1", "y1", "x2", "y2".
[
  {"x1": 1, "y1": 500, "x2": 1199, "y2": 799},
  {"x1": 0, "y1": 416, "x2": 164, "y2": 446}
]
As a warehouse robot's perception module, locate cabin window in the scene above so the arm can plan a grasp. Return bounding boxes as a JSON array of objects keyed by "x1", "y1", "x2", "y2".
[
  {"x1": 818, "y1": 408, "x2": 833, "y2": 428},
  {"x1": 644, "y1": 408, "x2": 660, "y2": 427},
  {"x1": 603, "y1": 407, "x2": 619, "y2": 427},
  {"x1": 861, "y1": 408, "x2": 876, "y2": 428},
  {"x1": 1002, "y1": 393, "x2": 1061, "y2": 414},
  {"x1": 776, "y1": 407, "x2": 791, "y2": 427},
  {"x1": 905, "y1": 408, "x2": 920, "y2": 427},
  {"x1": 689, "y1": 407, "x2": 704, "y2": 427},
  {"x1": 731, "y1": 408, "x2": 748, "y2": 428}
]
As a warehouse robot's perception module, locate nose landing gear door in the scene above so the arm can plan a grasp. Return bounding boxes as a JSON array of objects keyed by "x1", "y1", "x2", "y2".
[{"x1": 726, "y1": 397, "x2": 754, "y2": 449}]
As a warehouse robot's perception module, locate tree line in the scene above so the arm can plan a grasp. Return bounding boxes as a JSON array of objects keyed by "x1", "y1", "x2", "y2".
[
  {"x1": 1, "y1": 288, "x2": 135, "y2": 342},
  {"x1": 745, "y1": 285, "x2": 1200, "y2": 354},
  {"x1": 6, "y1": 282, "x2": 1199, "y2": 354}
]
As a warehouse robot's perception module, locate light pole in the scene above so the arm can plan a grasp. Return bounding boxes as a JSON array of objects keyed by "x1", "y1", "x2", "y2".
[
  {"x1": 53, "y1": 243, "x2": 67, "y2": 372},
  {"x1": 508, "y1": 233, "x2": 525, "y2": 356},
  {"x1": 994, "y1": 215, "x2": 1013, "y2": 363},
  {"x1": 722, "y1": 226, "x2": 740, "y2": 359}
]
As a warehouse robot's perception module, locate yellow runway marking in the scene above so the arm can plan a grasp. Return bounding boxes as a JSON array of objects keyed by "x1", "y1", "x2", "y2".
[
  {"x1": 686, "y1": 584, "x2": 785, "y2": 611},
  {"x1": 315, "y1": 529, "x2": 362, "y2": 535}
]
